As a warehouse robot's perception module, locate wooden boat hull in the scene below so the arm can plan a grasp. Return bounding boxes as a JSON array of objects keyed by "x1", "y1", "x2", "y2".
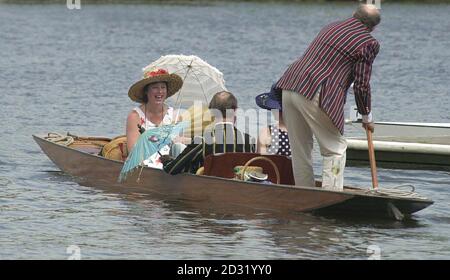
[{"x1": 33, "y1": 134, "x2": 433, "y2": 220}]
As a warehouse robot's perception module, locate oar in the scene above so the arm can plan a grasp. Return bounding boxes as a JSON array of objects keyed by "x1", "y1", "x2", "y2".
[{"x1": 366, "y1": 127, "x2": 379, "y2": 189}]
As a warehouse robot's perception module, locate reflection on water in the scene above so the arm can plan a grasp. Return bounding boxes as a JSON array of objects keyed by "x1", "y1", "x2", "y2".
[
  {"x1": 41, "y1": 171, "x2": 437, "y2": 260},
  {"x1": 1, "y1": 2, "x2": 449, "y2": 259}
]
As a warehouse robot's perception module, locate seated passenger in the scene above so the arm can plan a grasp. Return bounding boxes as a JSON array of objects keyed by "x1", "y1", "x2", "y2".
[
  {"x1": 126, "y1": 68, "x2": 183, "y2": 168},
  {"x1": 163, "y1": 91, "x2": 256, "y2": 174},
  {"x1": 255, "y1": 84, "x2": 291, "y2": 157}
]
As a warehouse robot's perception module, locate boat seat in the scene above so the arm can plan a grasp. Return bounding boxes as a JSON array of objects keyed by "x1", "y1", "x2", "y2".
[
  {"x1": 203, "y1": 152, "x2": 295, "y2": 185},
  {"x1": 70, "y1": 141, "x2": 109, "y2": 155}
]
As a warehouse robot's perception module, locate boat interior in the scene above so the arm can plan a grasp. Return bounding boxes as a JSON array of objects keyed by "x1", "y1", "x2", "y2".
[
  {"x1": 46, "y1": 133, "x2": 425, "y2": 193},
  {"x1": 48, "y1": 133, "x2": 301, "y2": 186}
]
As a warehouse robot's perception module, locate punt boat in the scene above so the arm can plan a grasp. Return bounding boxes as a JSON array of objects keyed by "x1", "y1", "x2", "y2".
[{"x1": 33, "y1": 133, "x2": 434, "y2": 221}]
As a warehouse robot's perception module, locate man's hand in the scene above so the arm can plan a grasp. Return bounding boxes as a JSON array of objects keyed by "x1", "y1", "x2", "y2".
[
  {"x1": 362, "y1": 122, "x2": 375, "y2": 133},
  {"x1": 362, "y1": 113, "x2": 374, "y2": 132},
  {"x1": 160, "y1": 155, "x2": 174, "y2": 165}
]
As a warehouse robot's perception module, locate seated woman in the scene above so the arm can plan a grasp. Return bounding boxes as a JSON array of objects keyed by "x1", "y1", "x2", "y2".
[
  {"x1": 255, "y1": 84, "x2": 291, "y2": 157},
  {"x1": 126, "y1": 68, "x2": 183, "y2": 168}
]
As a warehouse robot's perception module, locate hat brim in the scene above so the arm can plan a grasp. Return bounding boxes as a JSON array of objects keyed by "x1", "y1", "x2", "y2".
[
  {"x1": 255, "y1": 93, "x2": 282, "y2": 111},
  {"x1": 128, "y1": 73, "x2": 183, "y2": 103}
]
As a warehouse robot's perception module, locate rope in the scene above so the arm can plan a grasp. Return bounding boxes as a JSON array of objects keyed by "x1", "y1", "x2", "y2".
[
  {"x1": 45, "y1": 132, "x2": 74, "y2": 146},
  {"x1": 366, "y1": 184, "x2": 425, "y2": 199}
]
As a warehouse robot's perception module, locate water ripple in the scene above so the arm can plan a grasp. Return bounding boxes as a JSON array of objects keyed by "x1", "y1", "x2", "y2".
[{"x1": 1, "y1": 2, "x2": 449, "y2": 259}]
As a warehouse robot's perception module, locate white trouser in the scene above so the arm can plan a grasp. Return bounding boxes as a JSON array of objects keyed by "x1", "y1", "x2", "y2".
[{"x1": 282, "y1": 89, "x2": 347, "y2": 191}]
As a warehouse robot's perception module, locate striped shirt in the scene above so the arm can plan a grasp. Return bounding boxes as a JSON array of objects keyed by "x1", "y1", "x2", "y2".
[{"x1": 276, "y1": 17, "x2": 380, "y2": 134}]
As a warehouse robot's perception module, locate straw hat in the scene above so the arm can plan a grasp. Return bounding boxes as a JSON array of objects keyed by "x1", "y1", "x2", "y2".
[{"x1": 128, "y1": 68, "x2": 183, "y2": 103}]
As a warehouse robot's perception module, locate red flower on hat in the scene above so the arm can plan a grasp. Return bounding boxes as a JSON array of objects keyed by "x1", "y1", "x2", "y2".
[{"x1": 144, "y1": 68, "x2": 168, "y2": 78}]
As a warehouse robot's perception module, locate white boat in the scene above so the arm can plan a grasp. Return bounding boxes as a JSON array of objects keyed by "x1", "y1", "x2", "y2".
[
  {"x1": 346, "y1": 121, "x2": 450, "y2": 171},
  {"x1": 364, "y1": 122, "x2": 450, "y2": 138}
]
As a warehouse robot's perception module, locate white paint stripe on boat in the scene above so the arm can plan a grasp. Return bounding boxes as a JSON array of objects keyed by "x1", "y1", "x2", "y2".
[
  {"x1": 347, "y1": 139, "x2": 450, "y2": 155},
  {"x1": 375, "y1": 122, "x2": 450, "y2": 128}
]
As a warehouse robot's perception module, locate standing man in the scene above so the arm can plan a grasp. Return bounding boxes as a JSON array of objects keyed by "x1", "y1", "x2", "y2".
[{"x1": 276, "y1": 4, "x2": 380, "y2": 191}]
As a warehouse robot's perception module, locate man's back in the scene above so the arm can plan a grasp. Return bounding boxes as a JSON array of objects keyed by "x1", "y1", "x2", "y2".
[
  {"x1": 164, "y1": 123, "x2": 255, "y2": 175},
  {"x1": 277, "y1": 17, "x2": 380, "y2": 134}
]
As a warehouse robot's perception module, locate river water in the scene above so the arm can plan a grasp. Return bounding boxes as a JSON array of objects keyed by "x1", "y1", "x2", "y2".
[{"x1": 0, "y1": 2, "x2": 449, "y2": 259}]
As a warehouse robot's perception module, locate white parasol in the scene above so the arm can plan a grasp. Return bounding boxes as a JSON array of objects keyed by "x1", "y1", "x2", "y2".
[{"x1": 143, "y1": 54, "x2": 227, "y2": 107}]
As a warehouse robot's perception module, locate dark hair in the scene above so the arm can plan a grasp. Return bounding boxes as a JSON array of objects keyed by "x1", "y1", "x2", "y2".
[
  {"x1": 141, "y1": 82, "x2": 168, "y2": 104},
  {"x1": 208, "y1": 91, "x2": 238, "y2": 118},
  {"x1": 353, "y1": 4, "x2": 381, "y2": 30},
  {"x1": 142, "y1": 84, "x2": 150, "y2": 103}
]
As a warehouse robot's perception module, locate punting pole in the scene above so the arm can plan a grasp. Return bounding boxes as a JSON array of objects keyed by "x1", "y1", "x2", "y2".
[{"x1": 366, "y1": 127, "x2": 379, "y2": 189}]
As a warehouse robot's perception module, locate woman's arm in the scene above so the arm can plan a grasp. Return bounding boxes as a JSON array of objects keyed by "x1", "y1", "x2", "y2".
[
  {"x1": 257, "y1": 126, "x2": 271, "y2": 154},
  {"x1": 126, "y1": 110, "x2": 141, "y2": 152}
]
